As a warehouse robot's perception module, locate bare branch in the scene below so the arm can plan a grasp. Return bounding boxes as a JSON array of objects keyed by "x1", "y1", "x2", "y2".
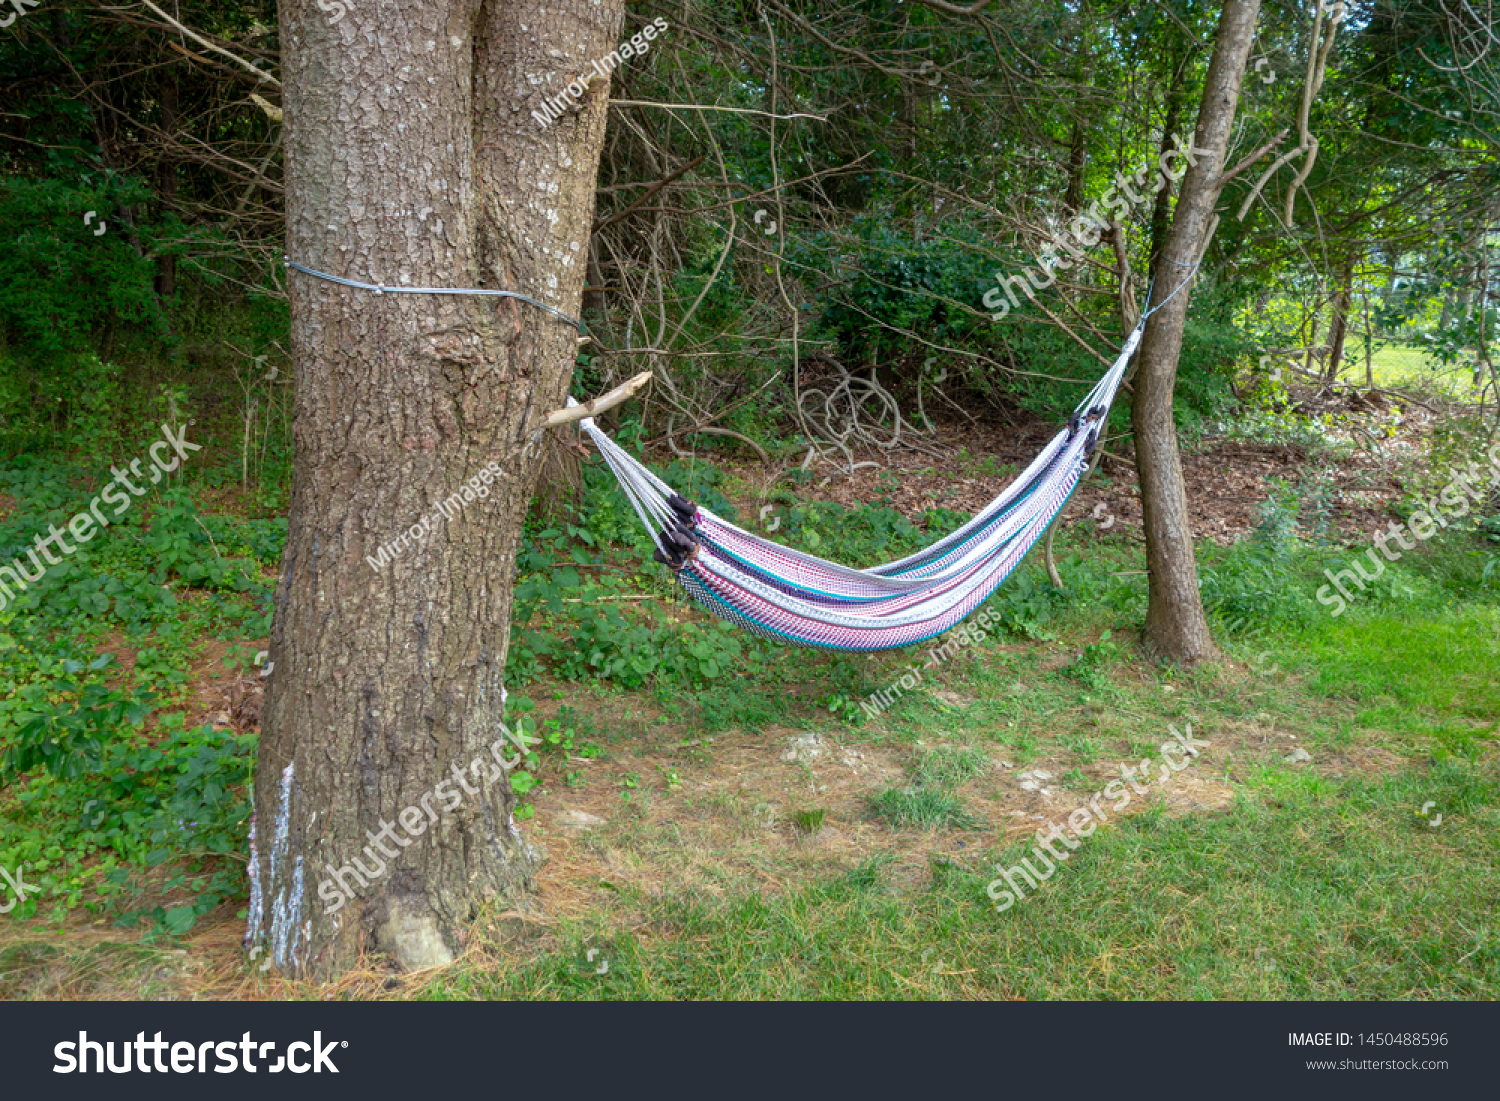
[
  {"x1": 1216, "y1": 128, "x2": 1287, "y2": 191},
  {"x1": 608, "y1": 99, "x2": 827, "y2": 121},
  {"x1": 913, "y1": 0, "x2": 995, "y2": 15},
  {"x1": 545, "y1": 372, "x2": 654, "y2": 428},
  {"x1": 593, "y1": 155, "x2": 705, "y2": 233},
  {"x1": 134, "y1": 0, "x2": 280, "y2": 88}
]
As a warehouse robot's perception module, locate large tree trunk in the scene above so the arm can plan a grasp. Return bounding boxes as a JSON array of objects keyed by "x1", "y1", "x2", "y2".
[
  {"x1": 249, "y1": 0, "x2": 623, "y2": 980},
  {"x1": 1130, "y1": 0, "x2": 1261, "y2": 664}
]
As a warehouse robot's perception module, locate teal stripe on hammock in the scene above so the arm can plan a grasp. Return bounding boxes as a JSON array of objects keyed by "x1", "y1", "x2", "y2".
[
  {"x1": 682, "y1": 569, "x2": 926, "y2": 651},
  {"x1": 698, "y1": 512, "x2": 1034, "y2": 607},
  {"x1": 683, "y1": 561, "x2": 976, "y2": 652}
]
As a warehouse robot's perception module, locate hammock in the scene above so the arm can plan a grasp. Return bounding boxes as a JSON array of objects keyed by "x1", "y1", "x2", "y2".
[{"x1": 576, "y1": 314, "x2": 1146, "y2": 652}]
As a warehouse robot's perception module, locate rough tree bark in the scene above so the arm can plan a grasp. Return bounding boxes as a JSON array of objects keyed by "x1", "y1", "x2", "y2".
[
  {"x1": 1130, "y1": 0, "x2": 1262, "y2": 664},
  {"x1": 248, "y1": 0, "x2": 624, "y2": 979}
]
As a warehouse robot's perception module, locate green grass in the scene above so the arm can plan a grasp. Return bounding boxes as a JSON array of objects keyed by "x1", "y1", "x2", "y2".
[
  {"x1": 911, "y1": 743, "x2": 990, "y2": 788},
  {"x1": 427, "y1": 753, "x2": 1498, "y2": 999},
  {"x1": 408, "y1": 522, "x2": 1500, "y2": 1000},
  {"x1": 1364, "y1": 341, "x2": 1486, "y2": 397},
  {"x1": 1367, "y1": 341, "x2": 1435, "y2": 380},
  {"x1": 867, "y1": 787, "x2": 978, "y2": 830},
  {"x1": 1298, "y1": 607, "x2": 1500, "y2": 750}
]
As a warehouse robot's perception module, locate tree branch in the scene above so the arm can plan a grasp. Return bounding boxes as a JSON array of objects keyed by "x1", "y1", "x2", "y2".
[
  {"x1": 1215, "y1": 128, "x2": 1287, "y2": 192},
  {"x1": 545, "y1": 372, "x2": 654, "y2": 428},
  {"x1": 608, "y1": 99, "x2": 827, "y2": 121},
  {"x1": 136, "y1": 0, "x2": 280, "y2": 88},
  {"x1": 913, "y1": 0, "x2": 996, "y2": 15},
  {"x1": 593, "y1": 155, "x2": 705, "y2": 233}
]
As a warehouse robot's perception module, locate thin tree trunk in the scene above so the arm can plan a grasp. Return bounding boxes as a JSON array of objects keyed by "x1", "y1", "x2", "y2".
[
  {"x1": 1325, "y1": 254, "x2": 1355, "y2": 384},
  {"x1": 250, "y1": 0, "x2": 624, "y2": 980},
  {"x1": 1131, "y1": 0, "x2": 1263, "y2": 664},
  {"x1": 899, "y1": 7, "x2": 919, "y2": 170},
  {"x1": 1063, "y1": 119, "x2": 1088, "y2": 215},
  {"x1": 1304, "y1": 307, "x2": 1321, "y2": 378},
  {"x1": 1363, "y1": 275, "x2": 1374, "y2": 387},
  {"x1": 155, "y1": 68, "x2": 178, "y2": 301}
]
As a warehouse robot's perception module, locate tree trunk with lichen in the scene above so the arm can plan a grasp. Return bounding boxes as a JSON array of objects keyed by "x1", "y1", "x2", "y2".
[
  {"x1": 1130, "y1": 0, "x2": 1262, "y2": 664},
  {"x1": 248, "y1": 0, "x2": 623, "y2": 980}
]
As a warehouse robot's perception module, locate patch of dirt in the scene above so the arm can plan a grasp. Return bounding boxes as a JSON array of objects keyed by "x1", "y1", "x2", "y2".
[
  {"x1": 94, "y1": 630, "x2": 139, "y2": 681},
  {"x1": 930, "y1": 689, "x2": 974, "y2": 710},
  {"x1": 180, "y1": 637, "x2": 268, "y2": 736},
  {"x1": 509, "y1": 691, "x2": 1315, "y2": 940},
  {"x1": 518, "y1": 723, "x2": 911, "y2": 927}
]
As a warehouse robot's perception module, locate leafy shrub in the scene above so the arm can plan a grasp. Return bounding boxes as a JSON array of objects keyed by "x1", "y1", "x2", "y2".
[
  {"x1": 1, "y1": 715, "x2": 254, "y2": 932},
  {"x1": 778, "y1": 498, "x2": 924, "y2": 565},
  {"x1": 143, "y1": 493, "x2": 259, "y2": 590},
  {"x1": 1061, "y1": 628, "x2": 1121, "y2": 689},
  {"x1": 984, "y1": 568, "x2": 1066, "y2": 639},
  {"x1": 0, "y1": 655, "x2": 155, "y2": 789},
  {"x1": 805, "y1": 217, "x2": 998, "y2": 366},
  {"x1": 0, "y1": 176, "x2": 169, "y2": 363}
]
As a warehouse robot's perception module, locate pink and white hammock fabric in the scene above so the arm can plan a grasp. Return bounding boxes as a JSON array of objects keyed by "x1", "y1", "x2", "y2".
[{"x1": 575, "y1": 317, "x2": 1143, "y2": 652}]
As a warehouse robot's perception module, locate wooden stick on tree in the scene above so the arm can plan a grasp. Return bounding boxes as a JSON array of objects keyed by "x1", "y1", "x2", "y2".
[{"x1": 544, "y1": 371, "x2": 653, "y2": 428}]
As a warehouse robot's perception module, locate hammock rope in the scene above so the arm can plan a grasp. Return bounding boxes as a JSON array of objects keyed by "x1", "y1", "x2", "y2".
[{"x1": 570, "y1": 309, "x2": 1154, "y2": 652}]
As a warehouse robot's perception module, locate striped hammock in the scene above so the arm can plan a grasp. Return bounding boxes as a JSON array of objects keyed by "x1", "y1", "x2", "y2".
[{"x1": 576, "y1": 316, "x2": 1143, "y2": 651}]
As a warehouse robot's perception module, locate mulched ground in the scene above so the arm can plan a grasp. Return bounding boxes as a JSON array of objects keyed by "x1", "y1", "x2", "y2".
[{"x1": 705, "y1": 384, "x2": 1443, "y2": 549}]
